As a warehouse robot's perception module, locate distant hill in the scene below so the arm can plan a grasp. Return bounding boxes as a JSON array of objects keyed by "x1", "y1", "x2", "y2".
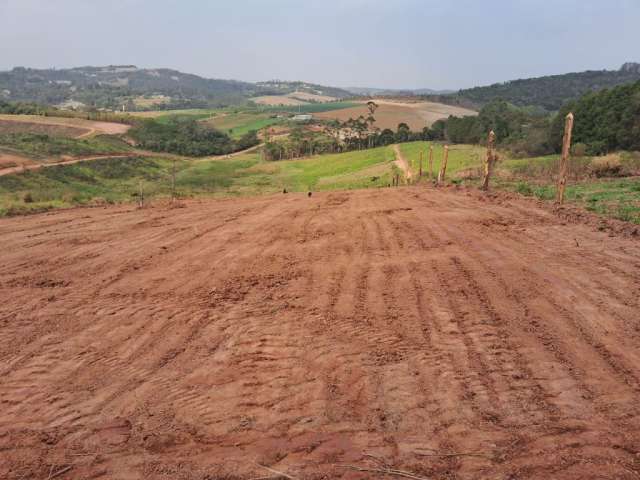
[
  {"x1": 440, "y1": 63, "x2": 640, "y2": 111},
  {"x1": 0, "y1": 66, "x2": 351, "y2": 111},
  {"x1": 347, "y1": 86, "x2": 454, "y2": 96},
  {"x1": 254, "y1": 80, "x2": 352, "y2": 100}
]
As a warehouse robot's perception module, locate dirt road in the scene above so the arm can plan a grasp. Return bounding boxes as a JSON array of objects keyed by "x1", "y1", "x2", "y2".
[
  {"x1": 1, "y1": 187, "x2": 640, "y2": 479},
  {"x1": 393, "y1": 144, "x2": 413, "y2": 182},
  {"x1": 0, "y1": 154, "x2": 141, "y2": 177}
]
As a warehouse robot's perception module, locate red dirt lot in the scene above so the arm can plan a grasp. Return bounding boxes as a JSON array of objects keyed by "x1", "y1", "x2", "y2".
[{"x1": 1, "y1": 187, "x2": 640, "y2": 479}]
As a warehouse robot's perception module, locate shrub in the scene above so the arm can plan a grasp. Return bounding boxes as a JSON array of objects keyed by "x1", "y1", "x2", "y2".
[
  {"x1": 572, "y1": 143, "x2": 587, "y2": 157},
  {"x1": 515, "y1": 182, "x2": 534, "y2": 196}
]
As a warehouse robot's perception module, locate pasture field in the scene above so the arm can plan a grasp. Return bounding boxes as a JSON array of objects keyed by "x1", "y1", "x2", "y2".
[
  {"x1": 398, "y1": 141, "x2": 485, "y2": 179},
  {"x1": 203, "y1": 112, "x2": 282, "y2": 138},
  {"x1": 256, "y1": 101, "x2": 360, "y2": 114},
  {"x1": 2, "y1": 184, "x2": 640, "y2": 479}
]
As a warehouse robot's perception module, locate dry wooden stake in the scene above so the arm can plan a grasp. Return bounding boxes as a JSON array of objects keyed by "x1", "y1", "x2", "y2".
[
  {"x1": 429, "y1": 145, "x2": 434, "y2": 181},
  {"x1": 556, "y1": 112, "x2": 574, "y2": 204},
  {"x1": 481, "y1": 130, "x2": 497, "y2": 191},
  {"x1": 138, "y1": 181, "x2": 144, "y2": 208},
  {"x1": 171, "y1": 159, "x2": 176, "y2": 203},
  {"x1": 438, "y1": 145, "x2": 449, "y2": 185}
]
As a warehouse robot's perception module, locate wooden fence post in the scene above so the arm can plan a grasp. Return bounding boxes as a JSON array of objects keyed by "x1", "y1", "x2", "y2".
[
  {"x1": 556, "y1": 112, "x2": 574, "y2": 204},
  {"x1": 429, "y1": 145, "x2": 434, "y2": 182},
  {"x1": 438, "y1": 146, "x2": 449, "y2": 185},
  {"x1": 481, "y1": 130, "x2": 497, "y2": 191},
  {"x1": 419, "y1": 150, "x2": 423, "y2": 177},
  {"x1": 171, "y1": 159, "x2": 176, "y2": 203},
  {"x1": 138, "y1": 181, "x2": 144, "y2": 208}
]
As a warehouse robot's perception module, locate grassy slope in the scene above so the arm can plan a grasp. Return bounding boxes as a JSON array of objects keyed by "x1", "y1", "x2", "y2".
[
  {"x1": 204, "y1": 113, "x2": 281, "y2": 138},
  {"x1": 398, "y1": 141, "x2": 485, "y2": 179},
  {"x1": 2, "y1": 138, "x2": 638, "y2": 225},
  {"x1": 0, "y1": 146, "x2": 396, "y2": 216},
  {"x1": 495, "y1": 153, "x2": 640, "y2": 224},
  {"x1": 0, "y1": 133, "x2": 132, "y2": 161}
]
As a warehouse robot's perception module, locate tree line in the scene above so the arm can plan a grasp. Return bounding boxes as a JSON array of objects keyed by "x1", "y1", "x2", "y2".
[{"x1": 434, "y1": 79, "x2": 640, "y2": 157}]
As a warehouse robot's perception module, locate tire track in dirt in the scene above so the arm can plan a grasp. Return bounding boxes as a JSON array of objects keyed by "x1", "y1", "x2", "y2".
[{"x1": 2, "y1": 187, "x2": 640, "y2": 479}]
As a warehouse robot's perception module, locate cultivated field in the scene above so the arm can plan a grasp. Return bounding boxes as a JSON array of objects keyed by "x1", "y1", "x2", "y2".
[
  {"x1": 203, "y1": 112, "x2": 281, "y2": 138},
  {"x1": 1, "y1": 187, "x2": 639, "y2": 479},
  {"x1": 316, "y1": 100, "x2": 477, "y2": 130},
  {"x1": 252, "y1": 91, "x2": 339, "y2": 106},
  {"x1": 251, "y1": 95, "x2": 308, "y2": 106}
]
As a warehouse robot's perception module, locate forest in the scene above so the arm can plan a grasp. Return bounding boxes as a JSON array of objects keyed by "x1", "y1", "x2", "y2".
[
  {"x1": 129, "y1": 118, "x2": 259, "y2": 157},
  {"x1": 429, "y1": 63, "x2": 640, "y2": 112},
  {"x1": 432, "y1": 79, "x2": 640, "y2": 157}
]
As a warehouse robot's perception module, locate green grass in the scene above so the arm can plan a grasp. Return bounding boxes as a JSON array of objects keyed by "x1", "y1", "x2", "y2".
[
  {"x1": 0, "y1": 156, "x2": 167, "y2": 215},
  {"x1": 204, "y1": 113, "x2": 282, "y2": 138},
  {"x1": 254, "y1": 101, "x2": 359, "y2": 114},
  {"x1": 0, "y1": 133, "x2": 132, "y2": 160},
  {"x1": 500, "y1": 178, "x2": 640, "y2": 224},
  {"x1": 398, "y1": 141, "x2": 485, "y2": 179},
  {"x1": 0, "y1": 146, "x2": 396, "y2": 216},
  {"x1": 4, "y1": 136, "x2": 638, "y2": 226}
]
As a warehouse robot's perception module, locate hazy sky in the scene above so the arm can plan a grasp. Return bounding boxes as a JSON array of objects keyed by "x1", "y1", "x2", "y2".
[{"x1": 1, "y1": 0, "x2": 639, "y2": 90}]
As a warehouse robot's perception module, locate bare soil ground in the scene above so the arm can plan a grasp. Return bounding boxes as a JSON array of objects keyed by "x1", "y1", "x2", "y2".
[
  {"x1": 0, "y1": 115, "x2": 130, "y2": 138},
  {"x1": 393, "y1": 144, "x2": 413, "y2": 182},
  {"x1": 0, "y1": 152, "x2": 36, "y2": 170},
  {"x1": 1, "y1": 187, "x2": 640, "y2": 479},
  {"x1": 316, "y1": 100, "x2": 477, "y2": 131}
]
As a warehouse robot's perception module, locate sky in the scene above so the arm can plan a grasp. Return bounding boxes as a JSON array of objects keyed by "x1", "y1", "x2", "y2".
[{"x1": 0, "y1": 0, "x2": 639, "y2": 90}]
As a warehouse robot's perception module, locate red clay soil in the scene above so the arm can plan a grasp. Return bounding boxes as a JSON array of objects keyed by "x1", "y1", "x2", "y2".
[{"x1": 1, "y1": 187, "x2": 640, "y2": 479}]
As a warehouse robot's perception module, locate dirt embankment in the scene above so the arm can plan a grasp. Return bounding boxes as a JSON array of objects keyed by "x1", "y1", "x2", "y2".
[{"x1": 1, "y1": 187, "x2": 640, "y2": 479}]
